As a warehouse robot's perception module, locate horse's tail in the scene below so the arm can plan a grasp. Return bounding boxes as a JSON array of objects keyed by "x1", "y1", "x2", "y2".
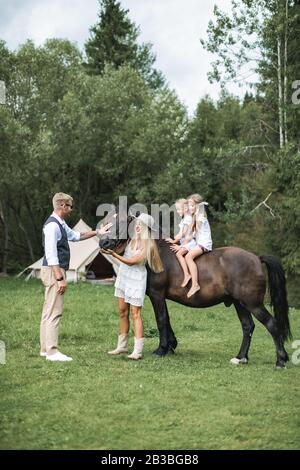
[{"x1": 260, "y1": 255, "x2": 291, "y2": 342}]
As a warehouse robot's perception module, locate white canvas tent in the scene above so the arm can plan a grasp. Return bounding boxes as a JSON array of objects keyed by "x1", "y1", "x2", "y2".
[{"x1": 23, "y1": 219, "x2": 119, "y2": 282}]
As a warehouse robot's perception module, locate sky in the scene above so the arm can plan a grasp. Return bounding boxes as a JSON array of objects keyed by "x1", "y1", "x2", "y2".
[{"x1": 0, "y1": 0, "x2": 248, "y2": 114}]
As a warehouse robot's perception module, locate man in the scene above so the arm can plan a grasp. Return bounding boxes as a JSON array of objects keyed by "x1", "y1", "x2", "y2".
[{"x1": 40, "y1": 192, "x2": 112, "y2": 362}]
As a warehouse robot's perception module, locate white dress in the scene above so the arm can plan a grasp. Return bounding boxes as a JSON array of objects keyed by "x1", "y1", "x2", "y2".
[
  {"x1": 114, "y1": 243, "x2": 147, "y2": 307},
  {"x1": 194, "y1": 215, "x2": 213, "y2": 251}
]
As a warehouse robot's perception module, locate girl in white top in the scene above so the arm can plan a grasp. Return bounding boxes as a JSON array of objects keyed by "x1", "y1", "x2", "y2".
[
  {"x1": 166, "y1": 198, "x2": 192, "y2": 245},
  {"x1": 185, "y1": 194, "x2": 212, "y2": 298},
  {"x1": 167, "y1": 198, "x2": 194, "y2": 278},
  {"x1": 102, "y1": 213, "x2": 163, "y2": 360}
]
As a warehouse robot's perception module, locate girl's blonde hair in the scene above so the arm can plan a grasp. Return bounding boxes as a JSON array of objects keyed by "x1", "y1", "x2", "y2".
[
  {"x1": 175, "y1": 198, "x2": 187, "y2": 207},
  {"x1": 187, "y1": 193, "x2": 204, "y2": 205},
  {"x1": 133, "y1": 222, "x2": 164, "y2": 273},
  {"x1": 187, "y1": 193, "x2": 205, "y2": 232}
]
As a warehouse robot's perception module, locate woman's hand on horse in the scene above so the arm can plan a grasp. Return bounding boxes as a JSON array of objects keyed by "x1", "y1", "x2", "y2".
[
  {"x1": 166, "y1": 238, "x2": 175, "y2": 244},
  {"x1": 101, "y1": 248, "x2": 115, "y2": 256}
]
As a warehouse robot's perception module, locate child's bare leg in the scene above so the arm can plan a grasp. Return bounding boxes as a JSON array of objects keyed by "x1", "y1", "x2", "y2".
[
  {"x1": 185, "y1": 248, "x2": 204, "y2": 297},
  {"x1": 176, "y1": 248, "x2": 191, "y2": 286}
]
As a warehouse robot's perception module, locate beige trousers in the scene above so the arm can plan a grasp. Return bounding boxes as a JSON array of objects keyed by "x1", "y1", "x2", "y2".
[{"x1": 40, "y1": 266, "x2": 66, "y2": 355}]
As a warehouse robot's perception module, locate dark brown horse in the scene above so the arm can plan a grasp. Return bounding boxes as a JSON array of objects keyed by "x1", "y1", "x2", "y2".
[{"x1": 99, "y1": 211, "x2": 291, "y2": 368}]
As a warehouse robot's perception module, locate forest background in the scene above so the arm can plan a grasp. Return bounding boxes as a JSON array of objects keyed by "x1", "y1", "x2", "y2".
[{"x1": 1, "y1": 0, "x2": 300, "y2": 304}]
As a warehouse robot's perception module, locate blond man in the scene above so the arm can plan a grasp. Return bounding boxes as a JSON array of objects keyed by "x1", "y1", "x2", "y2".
[{"x1": 40, "y1": 192, "x2": 111, "y2": 362}]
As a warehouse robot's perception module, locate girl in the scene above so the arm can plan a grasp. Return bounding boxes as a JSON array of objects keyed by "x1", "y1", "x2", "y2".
[
  {"x1": 185, "y1": 194, "x2": 212, "y2": 298},
  {"x1": 166, "y1": 198, "x2": 192, "y2": 245},
  {"x1": 167, "y1": 198, "x2": 194, "y2": 284},
  {"x1": 103, "y1": 213, "x2": 164, "y2": 360}
]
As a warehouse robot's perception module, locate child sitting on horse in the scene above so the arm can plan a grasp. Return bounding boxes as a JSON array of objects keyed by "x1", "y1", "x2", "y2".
[
  {"x1": 168, "y1": 197, "x2": 197, "y2": 286},
  {"x1": 103, "y1": 213, "x2": 163, "y2": 360},
  {"x1": 169, "y1": 193, "x2": 212, "y2": 298},
  {"x1": 166, "y1": 198, "x2": 192, "y2": 246}
]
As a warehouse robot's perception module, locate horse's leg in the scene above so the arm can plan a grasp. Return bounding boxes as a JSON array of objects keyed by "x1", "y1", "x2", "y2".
[
  {"x1": 230, "y1": 302, "x2": 255, "y2": 365},
  {"x1": 149, "y1": 293, "x2": 177, "y2": 356},
  {"x1": 166, "y1": 301, "x2": 177, "y2": 351},
  {"x1": 251, "y1": 305, "x2": 289, "y2": 368}
]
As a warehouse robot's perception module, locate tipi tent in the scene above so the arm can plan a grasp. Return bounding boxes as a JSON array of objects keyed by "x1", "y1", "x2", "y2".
[{"x1": 24, "y1": 219, "x2": 119, "y2": 282}]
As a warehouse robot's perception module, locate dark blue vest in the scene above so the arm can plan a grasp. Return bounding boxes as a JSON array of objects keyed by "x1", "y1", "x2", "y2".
[{"x1": 42, "y1": 216, "x2": 70, "y2": 270}]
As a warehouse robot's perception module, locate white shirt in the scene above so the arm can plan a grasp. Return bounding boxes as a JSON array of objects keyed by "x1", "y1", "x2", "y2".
[
  {"x1": 179, "y1": 214, "x2": 192, "y2": 231},
  {"x1": 43, "y1": 212, "x2": 80, "y2": 266},
  {"x1": 178, "y1": 214, "x2": 193, "y2": 244},
  {"x1": 194, "y1": 215, "x2": 213, "y2": 251}
]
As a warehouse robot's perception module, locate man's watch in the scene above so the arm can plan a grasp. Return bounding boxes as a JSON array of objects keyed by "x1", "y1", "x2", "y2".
[{"x1": 56, "y1": 276, "x2": 64, "y2": 282}]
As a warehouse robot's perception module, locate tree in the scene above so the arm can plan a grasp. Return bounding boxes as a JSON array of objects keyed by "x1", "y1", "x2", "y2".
[
  {"x1": 84, "y1": 0, "x2": 164, "y2": 88},
  {"x1": 0, "y1": 39, "x2": 84, "y2": 271},
  {"x1": 53, "y1": 65, "x2": 189, "y2": 207},
  {"x1": 201, "y1": 0, "x2": 300, "y2": 148}
]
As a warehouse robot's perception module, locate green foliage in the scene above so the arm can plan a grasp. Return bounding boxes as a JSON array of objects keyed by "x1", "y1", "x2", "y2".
[
  {"x1": 153, "y1": 90, "x2": 275, "y2": 250},
  {"x1": 269, "y1": 145, "x2": 300, "y2": 275},
  {"x1": 197, "y1": 0, "x2": 300, "y2": 280},
  {"x1": 201, "y1": 0, "x2": 300, "y2": 147},
  {"x1": 0, "y1": 38, "x2": 187, "y2": 272},
  {"x1": 0, "y1": 39, "x2": 85, "y2": 269},
  {"x1": 0, "y1": 0, "x2": 299, "y2": 287}
]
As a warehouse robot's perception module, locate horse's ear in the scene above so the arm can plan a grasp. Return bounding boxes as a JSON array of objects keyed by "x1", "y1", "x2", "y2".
[{"x1": 128, "y1": 210, "x2": 140, "y2": 222}]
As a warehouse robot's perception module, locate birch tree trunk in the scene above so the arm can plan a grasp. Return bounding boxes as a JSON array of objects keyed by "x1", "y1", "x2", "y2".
[
  {"x1": 0, "y1": 200, "x2": 9, "y2": 274},
  {"x1": 277, "y1": 35, "x2": 284, "y2": 148},
  {"x1": 283, "y1": 0, "x2": 288, "y2": 145}
]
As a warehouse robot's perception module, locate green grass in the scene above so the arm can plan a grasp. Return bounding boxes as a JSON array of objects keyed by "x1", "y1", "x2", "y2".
[{"x1": 0, "y1": 277, "x2": 299, "y2": 450}]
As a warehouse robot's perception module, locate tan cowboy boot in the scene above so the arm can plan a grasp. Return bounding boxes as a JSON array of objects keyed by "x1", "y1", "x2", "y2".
[
  {"x1": 127, "y1": 337, "x2": 145, "y2": 360},
  {"x1": 108, "y1": 334, "x2": 129, "y2": 355}
]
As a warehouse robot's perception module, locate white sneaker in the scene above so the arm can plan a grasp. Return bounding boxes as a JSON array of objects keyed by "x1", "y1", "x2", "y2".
[
  {"x1": 40, "y1": 352, "x2": 47, "y2": 357},
  {"x1": 46, "y1": 351, "x2": 73, "y2": 362}
]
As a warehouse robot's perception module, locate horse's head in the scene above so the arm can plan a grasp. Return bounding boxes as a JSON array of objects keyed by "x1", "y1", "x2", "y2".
[{"x1": 98, "y1": 209, "x2": 136, "y2": 254}]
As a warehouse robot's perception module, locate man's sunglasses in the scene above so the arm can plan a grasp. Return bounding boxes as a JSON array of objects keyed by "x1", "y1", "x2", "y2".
[{"x1": 65, "y1": 203, "x2": 73, "y2": 209}]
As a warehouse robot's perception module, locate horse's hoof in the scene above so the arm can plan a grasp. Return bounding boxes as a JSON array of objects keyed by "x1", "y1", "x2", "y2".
[
  {"x1": 275, "y1": 362, "x2": 287, "y2": 369},
  {"x1": 230, "y1": 357, "x2": 248, "y2": 365},
  {"x1": 166, "y1": 348, "x2": 175, "y2": 355},
  {"x1": 152, "y1": 348, "x2": 165, "y2": 357}
]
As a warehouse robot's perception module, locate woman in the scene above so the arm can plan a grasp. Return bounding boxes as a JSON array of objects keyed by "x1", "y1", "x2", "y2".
[{"x1": 102, "y1": 213, "x2": 164, "y2": 360}]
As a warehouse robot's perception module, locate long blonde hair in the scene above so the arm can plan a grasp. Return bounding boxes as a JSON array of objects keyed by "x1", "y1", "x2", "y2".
[
  {"x1": 132, "y1": 222, "x2": 164, "y2": 273},
  {"x1": 187, "y1": 193, "x2": 204, "y2": 232}
]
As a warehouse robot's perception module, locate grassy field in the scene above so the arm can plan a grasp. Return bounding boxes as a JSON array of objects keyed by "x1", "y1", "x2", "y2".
[{"x1": 0, "y1": 277, "x2": 299, "y2": 450}]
